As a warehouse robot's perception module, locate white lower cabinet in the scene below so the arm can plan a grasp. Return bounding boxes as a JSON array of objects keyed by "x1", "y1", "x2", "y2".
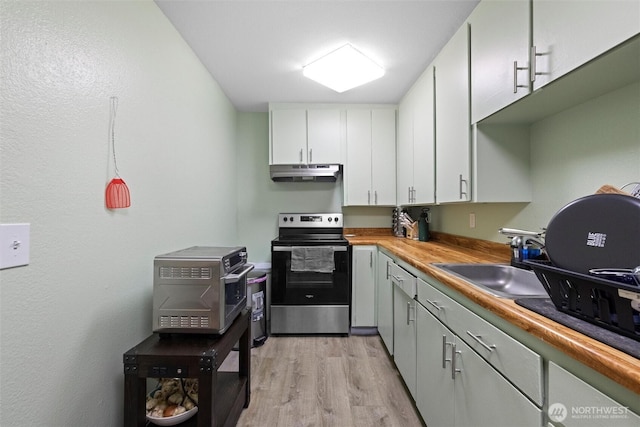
[
  {"x1": 416, "y1": 301, "x2": 542, "y2": 427},
  {"x1": 351, "y1": 246, "x2": 376, "y2": 327},
  {"x1": 391, "y1": 263, "x2": 417, "y2": 398},
  {"x1": 376, "y1": 251, "x2": 394, "y2": 354},
  {"x1": 547, "y1": 362, "x2": 640, "y2": 427}
]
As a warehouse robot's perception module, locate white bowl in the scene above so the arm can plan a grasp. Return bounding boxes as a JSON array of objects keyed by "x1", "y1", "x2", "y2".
[{"x1": 146, "y1": 407, "x2": 198, "y2": 426}]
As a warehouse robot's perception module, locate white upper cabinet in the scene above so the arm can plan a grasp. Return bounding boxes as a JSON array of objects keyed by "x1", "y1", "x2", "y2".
[
  {"x1": 344, "y1": 108, "x2": 396, "y2": 206},
  {"x1": 397, "y1": 66, "x2": 435, "y2": 206},
  {"x1": 532, "y1": 0, "x2": 640, "y2": 91},
  {"x1": 269, "y1": 105, "x2": 342, "y2": 165},
  {"x1": 469, "y1": 0, "x2": 531, "y2": 123},
  {"x1": 270, "y1": 109, "x2": 307, "y2": 165},
  {"x1": 434, "y1": 24, "x2": 471, "y2": 203},
  {"x1": 307, "y1": 109, "x2": 342, "y2": 164}
]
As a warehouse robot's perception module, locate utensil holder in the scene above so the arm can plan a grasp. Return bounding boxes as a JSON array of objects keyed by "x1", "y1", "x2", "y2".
[{"x1": 405, "y1": 222, "x2": 419, "y2": 240}]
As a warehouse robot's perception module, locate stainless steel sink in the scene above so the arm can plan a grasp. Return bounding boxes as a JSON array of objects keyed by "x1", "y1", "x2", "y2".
[{"x1": 432, "y1": 263, "x2": 549, "y2": 299}]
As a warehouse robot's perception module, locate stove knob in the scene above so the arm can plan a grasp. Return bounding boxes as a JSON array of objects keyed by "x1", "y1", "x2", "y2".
[
  {"x1": 289, "y1": 216, "x2": 294, "y2": 222},
  {"x1": 328, "y1": 217, "x2": 333, "y2": 222},
  {"x1": 283, "y1": 217, "x2": 288, "y2": 222},
  {"x1": 334, "y1": 217, "x2": 339, "y2": 223}
]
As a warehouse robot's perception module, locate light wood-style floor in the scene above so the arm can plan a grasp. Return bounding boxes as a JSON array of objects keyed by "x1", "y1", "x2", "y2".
[{"x1": 230, "y1": 335, "x2": 425, "y2": 427}]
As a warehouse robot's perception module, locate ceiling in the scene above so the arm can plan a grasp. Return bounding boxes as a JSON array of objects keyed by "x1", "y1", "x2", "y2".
[{"x1": 155, "y1": 0, "x2": 480, "y2": 112}]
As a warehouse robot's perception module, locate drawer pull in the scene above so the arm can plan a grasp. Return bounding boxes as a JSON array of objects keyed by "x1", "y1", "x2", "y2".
[
  {"x1": 451, "y1": 343, "x2": 462, "y2": 379},
  {"x1": 426, "y1": 299, "x2": 442, "y2": 311},
  {"x1": 406, "y1": 302, "x2": 415, "y2": 325},
  {"x1": 466, "y1": 331, "x2": 496, "y2": 352},
  {"x1": 442, "y1": 335, "x2": 453, "y2": 369}
]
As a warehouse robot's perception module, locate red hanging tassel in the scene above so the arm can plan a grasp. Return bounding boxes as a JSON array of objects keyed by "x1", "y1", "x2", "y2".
[{"x1": 105, "y1": 177, "x2": 131, "y2": 209}]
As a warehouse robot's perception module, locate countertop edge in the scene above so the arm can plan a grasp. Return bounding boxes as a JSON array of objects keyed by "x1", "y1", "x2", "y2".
[{"x1": 348, "y1": 235, "x2": 640, "y2": 395}]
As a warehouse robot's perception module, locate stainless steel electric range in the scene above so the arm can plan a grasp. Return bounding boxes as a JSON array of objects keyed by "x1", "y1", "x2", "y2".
[{"x1": 270, "y1": 213, "x2": 352, "y2": 335}]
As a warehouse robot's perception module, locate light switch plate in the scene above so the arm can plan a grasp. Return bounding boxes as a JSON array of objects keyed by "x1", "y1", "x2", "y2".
[{"x1": 0, "y1": 223, "x2": 30, "y2": 269}]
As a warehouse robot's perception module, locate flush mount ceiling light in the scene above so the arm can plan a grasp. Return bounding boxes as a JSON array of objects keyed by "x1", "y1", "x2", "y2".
[{"x1": 303, "y1": 44, "x2": 385, "y2": 93}]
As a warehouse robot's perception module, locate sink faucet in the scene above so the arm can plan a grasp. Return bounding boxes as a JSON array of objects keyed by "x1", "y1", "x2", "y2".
[{"x1": 498, "y1": 228, "x2": 547, "y2": 267}]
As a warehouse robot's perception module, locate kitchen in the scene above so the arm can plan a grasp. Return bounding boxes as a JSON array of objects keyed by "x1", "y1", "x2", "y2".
[{"x1": 1, "y1": 1, "x2": 639, "y2": 426}]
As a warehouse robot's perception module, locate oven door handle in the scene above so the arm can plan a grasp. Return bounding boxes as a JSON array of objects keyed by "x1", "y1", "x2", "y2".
[
  {"x1": 272, "y1": 246, "x2": 348, "y2": 252},
  {"x1": 223, "y1": 264, "x2": 255, "y2": 283}
]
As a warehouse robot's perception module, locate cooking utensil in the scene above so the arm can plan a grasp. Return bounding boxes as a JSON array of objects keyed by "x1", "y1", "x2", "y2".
[
  {"x1": 105, "y1": 96, "x2": 131, "y2": 209},
  {"x1": 544, "y1": 194, "x2": 640, "y2": 274}
]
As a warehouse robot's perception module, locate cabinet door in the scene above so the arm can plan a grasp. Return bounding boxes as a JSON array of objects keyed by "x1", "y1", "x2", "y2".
[
  {"x1": 470, "y1": 0, "x2": 530, "y2": 123},
  {"x1": 307, "y1": 109, "x2": 341, "y2": 164},
  {"x1": 345, "y1": 110, "x2": 372, "y2": 205},
  {"x1": 376, "y1": 251, "x2": 394, "y2": 354},
  {"x1": 396, "y1": 94, "x2": 414, "y2": 205},
  {"x1": 453, "y1": 337, "x2": 542, "y2": 427},
  {"x1": 270, "y1": 109, "x2": 307, "y2": 165},
  {"x1": 548, "y1": 362, "x2": 640, "y2": 427},
  {"x1": 393, "y1": 284, "x2": 417, "y2": 398},
  {"x1": 435, "y1": 24, "x2": 471, "y2": 203},
  {"x1": 352, "y1": 246, "x2": 376, "y2": 327},
  {"x1": 532, "y1": 0, "x2": 640, "y2": 91},
  {"x1": 416, "y1": 303, "x2": 455, "y2": 427},
  {"x1": 411, "y1": 66, "x2": 436, "y2": 205},
  {"x1": 371, "y1": 109, "x2": 396, "y2": 206}
]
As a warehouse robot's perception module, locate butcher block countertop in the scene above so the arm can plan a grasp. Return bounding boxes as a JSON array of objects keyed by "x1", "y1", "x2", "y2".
[{"x1": 345, "y1": 229, "x2": 640, "y2": 396}]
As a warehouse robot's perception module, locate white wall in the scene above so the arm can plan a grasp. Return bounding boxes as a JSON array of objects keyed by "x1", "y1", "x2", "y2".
[
  {"x1": 0, "y1": 2, "x2": 237, "y2": 426},
  {"x1": 434, "y1": 82, "x2": 640, "y2": 242}
]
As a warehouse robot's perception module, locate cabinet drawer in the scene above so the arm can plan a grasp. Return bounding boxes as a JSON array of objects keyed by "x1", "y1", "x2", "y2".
[
  {"x1": 416, "y1": 277, "x2": 456, "y2": 325},
  {"x1": 548, "y1": 362, "x2": 640, "y2": 427},
  {"x1": 417, "y1": 278, "x2": 543, "y2": 406},
  {"x1": 390, "y1": 263, "x2": 416, "y2": 298}
]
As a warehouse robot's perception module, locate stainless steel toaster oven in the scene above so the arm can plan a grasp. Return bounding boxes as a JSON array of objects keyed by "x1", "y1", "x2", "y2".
[{"x1": 152, "y1": 246, "x2": 254, "y2": 334}]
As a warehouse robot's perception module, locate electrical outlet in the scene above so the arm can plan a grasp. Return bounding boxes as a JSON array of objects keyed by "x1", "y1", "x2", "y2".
[
  {"x1": 0, "y1": 223, "x2": 30, "y2": 270},
  {"x1": 469, "y1": 213, "x2": 476, "y2": 229}
]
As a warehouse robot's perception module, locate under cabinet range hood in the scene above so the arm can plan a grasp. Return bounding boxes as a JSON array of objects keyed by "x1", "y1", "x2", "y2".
[{"x1": 269, "y1": 164, "x2": 342, "y2": 182}]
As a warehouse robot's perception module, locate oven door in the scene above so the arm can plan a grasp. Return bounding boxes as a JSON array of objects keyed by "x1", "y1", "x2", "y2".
[{"x1": 271, "y1": 245, "x2": 351, "y2": 305}]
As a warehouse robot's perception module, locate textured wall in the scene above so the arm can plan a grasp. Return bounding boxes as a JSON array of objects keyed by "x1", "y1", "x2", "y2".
[{"x1": 0, "y1": 1, "x2": 237, "y2": 425}]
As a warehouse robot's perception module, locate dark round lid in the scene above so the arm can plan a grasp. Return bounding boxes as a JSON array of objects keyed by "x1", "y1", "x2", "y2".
[{"x1": 545, "y1": 194, "x2": 640, "y2": 274}]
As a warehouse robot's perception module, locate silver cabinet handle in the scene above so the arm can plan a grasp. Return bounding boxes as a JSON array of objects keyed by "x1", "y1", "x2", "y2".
[
  {"x1": 459, "y1": 174, "x2": 468, "y2": 200},
  {"x1": 309, "y1": 148, "x2": 312, "y2": 163},
  {"x1": 513, "y1": 61, "x2": 528, "y2": 93},
  {"x1": 530, "y1": 45, "x2": 543, "y2": 83},
  {"x1": 451, "y1": 343, "x2": 462, "y2": 379},
  {"x1": 374, "y1": 190, "x2": 378, "y2": 205},
  {"x1": 391, "y1": 274, "x2": 404, "y2": 283},
  {"x1": 299, "y1": 148, "x2": 303, "y2": 163},
  {"x1": 369, "y1": 251, "x2": 373, "y2": 268},
  {"x1": 426, "y1": 299, "x2": 442, "y2": 311},
  {"x1": 386, "y1": 261, "x2": 391, "y2": 279},
  {"x1": 466, "y1": 331, "x2": 496, "y2": 352},
  {"x1": 406, "y1": 302, "x2": 415, "y2": 325},
  {"x1": 442, "y1": 335, "x2": 452, "y2": 369},
  {"x1": 408, "y1": 186, "x2": 412, "y2": 203},
  {"x1": 368, "y1": 190, "x2": 371, "y2": 205}
]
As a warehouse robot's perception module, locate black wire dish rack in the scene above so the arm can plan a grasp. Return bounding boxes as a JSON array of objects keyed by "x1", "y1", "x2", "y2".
[{"x1": 524, "y1": 260, "x2": 640, "y2": 342}]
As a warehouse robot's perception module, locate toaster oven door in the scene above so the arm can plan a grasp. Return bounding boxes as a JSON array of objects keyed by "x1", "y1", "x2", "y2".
[{"x1": 152, "y1": 262, "x2": 253, "y2": 334}]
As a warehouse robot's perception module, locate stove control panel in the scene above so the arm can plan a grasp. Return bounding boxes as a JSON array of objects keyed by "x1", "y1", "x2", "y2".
[{"x1": 278, "y1": 213, "x2": 343, "y2": 228}]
